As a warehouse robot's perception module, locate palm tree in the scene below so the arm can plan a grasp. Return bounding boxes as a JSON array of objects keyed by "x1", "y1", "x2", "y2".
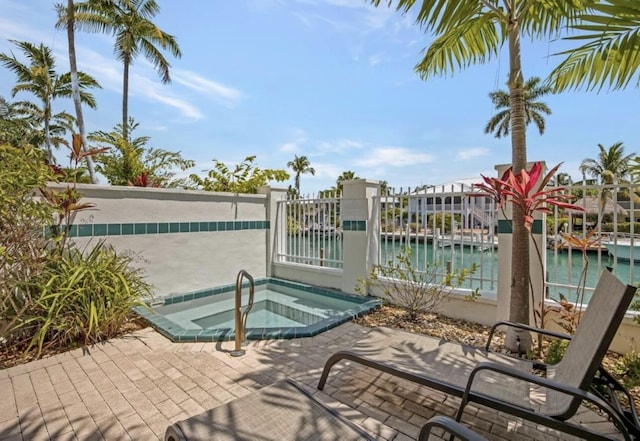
[
  {"x1": 336, "y1": 170, "x2": 359, "y2": 194},
  {"x1": 55, "y1": 0, "x2": 98, "y2": 183},
  {"x1": 549, "y1": 0, "x2": 640, "y2": 92},
  {"x1": 287, "y1": 155, "x2": 315, "y2": 196},
  {"x1": 370, "y1": 0, "x2": 586, "y2": 353},
  {"x1": 580, "y1": 142, "x2": 634, "y2": 220},
  {"x1": 73, "y1": 0, "x2": 182, "y2": 139},
  {"x1": 580, "y1": 142, "x2": 633, "y2": 185},
  {"x1": 485, "y1": 77, "x2": 552, "y2": 139},
  {"x1": 0, "y1": 40, "x2": 100, "y2": 162}
]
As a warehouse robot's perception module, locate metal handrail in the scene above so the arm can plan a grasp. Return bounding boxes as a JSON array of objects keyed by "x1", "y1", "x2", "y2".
[{"x1": 230, "y1": 270, "x2": 254, "y2": 357}]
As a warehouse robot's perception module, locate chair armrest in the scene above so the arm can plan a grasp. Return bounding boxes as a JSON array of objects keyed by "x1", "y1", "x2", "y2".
[
  {"x1": 419, "y1": 415, "x2": 488, "y2": 441},
  {"x1": 485, "y1": 321, "x2": 572, "y2": 351},
  {"x1": 459, "y1": 362, "x2": 632, "y2": 441}
]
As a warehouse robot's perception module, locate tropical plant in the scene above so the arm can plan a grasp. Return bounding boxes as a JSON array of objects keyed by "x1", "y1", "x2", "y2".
[
  {"x1": 190, "y1": 155, "x2": 289, "y2": 194},
  {"x1": 358, "y1": 247, "x2": 477, "y2": 321},
  {"x1": 472, "y1": 162, "x2": 584, "y2": 354},
  {"x1": 580, "y1": 142, "x2": 633, "y2": 185},
  {"x1": 73, "y1": 0, "x2": 181, "y2": 139},
  {"x1": 287, "y1": 155, "x2": 315, "y2": 197},
  {"x1": 370, "y1": 0, "x2": 587, "y2": 353},
  {"x1": 0, "y1": 40, "x2": 100, "y2": 162},
  {"x1": 23, "y1": 242, "x2": 150, "y2": 355},
  {"x1": 55, "y1": 0, "x2": 99, "y2": 183},
  {"x1": 90, "y1": 118, "x2": 194, "y2": 187},
  {"x1": 549, "y1": 0, "x2": 640, "y2": 92},
  {"x1": 485, "y1": 76, "x2": 552, "y2": 139}
]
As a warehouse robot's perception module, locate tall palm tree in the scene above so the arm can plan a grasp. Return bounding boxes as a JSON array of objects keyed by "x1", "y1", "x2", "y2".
[
  {"x1": 370, "y1": 0, "x2": 586, "y2": 353},
  {"x1": 55, "y1": 0, "x2": 98, "y2": 183},
  {"x1": 287, "y1": 155, "x2": 315, "y2": 196},
  {"x1": 0, "y1": 40, "x2": 100, "y2": 162},
  {"x1": 73, "y1": 0, "x2": 182, "y2": 139},
  {"x1": 580, "y1": 142, "x2": 633, "y2": 185},
  {"x1": 549, "y1": 0, "x2": 640, "y2": 92},
  {"x1": 580, "y1": 142, "x2": 634, "y2": 219},
  {"x1": 485, "y1": 77, "x2": 552, "y2": 138}
]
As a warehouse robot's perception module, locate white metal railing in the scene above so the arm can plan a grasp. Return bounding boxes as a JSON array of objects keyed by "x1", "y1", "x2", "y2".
[
  {"x1": 377, "y1": 185, "x2": 498, "y2": 294},
  {"x1": 277, "y1": 192, "x2": 343, "y2": 269},
  {"x1": 546, "y1": 181, "x2": 640, "y2": 304}
]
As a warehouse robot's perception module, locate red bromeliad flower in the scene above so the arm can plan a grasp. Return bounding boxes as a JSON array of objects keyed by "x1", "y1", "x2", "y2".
[{"x1": 471, "y1": 162, "x2": 584, "y2": 231}]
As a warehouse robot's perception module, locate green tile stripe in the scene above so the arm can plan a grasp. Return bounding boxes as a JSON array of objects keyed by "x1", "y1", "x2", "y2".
[
  {"x1": 342, "y1": 220, "x2": 366, "y2": 231},
  {"x1": 48, "y1": 220, "x2": 270, "y2": 238},
  {"x1": 497, "y1": 219, "x2": 543, "y2": 235}
]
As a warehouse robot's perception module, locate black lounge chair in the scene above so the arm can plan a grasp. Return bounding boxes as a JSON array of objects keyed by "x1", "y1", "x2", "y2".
[
  {"x1": 419, "y1": 415, "x2": 488, "y2": 440},
  {"x1": 318, "y1": 268, "x2": 640, "y2": 440}
]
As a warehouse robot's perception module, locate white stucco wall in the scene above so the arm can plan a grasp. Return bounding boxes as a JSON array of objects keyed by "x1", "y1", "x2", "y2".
[{"x1": 57, "y1": 184, "x2": 269, "y2": 297}]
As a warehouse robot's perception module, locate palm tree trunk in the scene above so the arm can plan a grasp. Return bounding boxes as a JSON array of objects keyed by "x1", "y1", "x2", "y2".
[
  {"x1": 506, "y1": 9, "x2": 532, "y2": 354},
  {"x1": 122, "y1": 56, "x2": 130, "y2": 140},
  {"x1": 44, "y1": 99, "x2": 53, "y2": 163},
  {"x1": 66, "y1": 0, "x2": 98, "y2": 184}
]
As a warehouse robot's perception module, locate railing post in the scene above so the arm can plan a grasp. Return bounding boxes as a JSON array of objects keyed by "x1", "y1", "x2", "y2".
[
  {"x1": 258, "y1": 186, "x2": 288, "y2": 277},
  {"x1": 341, "y1": 179, "x2": 380, "y2": 295}
]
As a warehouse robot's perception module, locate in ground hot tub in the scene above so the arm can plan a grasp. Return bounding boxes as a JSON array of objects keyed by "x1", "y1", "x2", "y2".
[{"x1": 135, "y1": 278, "x2": 381, "y2": 342}]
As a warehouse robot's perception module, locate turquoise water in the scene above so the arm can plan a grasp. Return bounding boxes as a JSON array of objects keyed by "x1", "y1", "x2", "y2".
[{"x1": 286, "y1": 236, "x2": 639, "y2": 304}]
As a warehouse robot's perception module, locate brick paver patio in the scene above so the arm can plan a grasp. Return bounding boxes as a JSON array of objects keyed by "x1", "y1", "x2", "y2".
[{"x1": 0, "y1": 323, "x2": 621, "y2": 440}]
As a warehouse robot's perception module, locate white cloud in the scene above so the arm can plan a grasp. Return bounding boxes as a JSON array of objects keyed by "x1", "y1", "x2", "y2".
[
  {"x1": 280, "y1": 142, "x2": 300, "y2": 153},
  {"x1": 132, "y1": 75, "x2": 204, "y2": 120},
  {"x1": 456, "y1": 147, "x2": 490, "y2": 160},
  {"x1": 315, "y1": 138, "x2": 362, "y2": 155},
  {"x1": 355, "y1": 147, "x2": 435, "y2": 168},
  {"x1": 172, "y1": 69, "x2": 244, "y2": 108}
]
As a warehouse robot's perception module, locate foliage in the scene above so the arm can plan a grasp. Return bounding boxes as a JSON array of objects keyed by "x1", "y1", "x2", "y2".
[
  {"x1": 20, "y1": 242, "x2": 150, "y2": 355},
  {"x1": 72, "y1": 0, "x2": 181, "y2": 138},
  {"x1": 0, "y1": 139, "x2": 150, "y2": 359},
  {"x1": 547, "y1": 216, "x2": 569, "y2": 235},
  {"x1": 615, "y1": 350, "x2": 640, "y2": 389},
  {"x1": 359, "y1": 247, "x2": 477, "y2": 322},
  {"x1": 580, "y1": 142, "x2": 633, "y2": 185},
  {"x1": 549, "y1": 0, "x2": 640, "y2": 92},
  {"x1": 287, "y1": 155, "x2": 315, "y2": 196},
  {"x1": 0, "y1": 39, "x2": 100, "y2": 161},
  {"x1": 601, "y1": 222, "x2": 640, "y2": 233},
  {"x1": 485, "y1": 76, "x2": 552, "y2": 139},
  {"x1": 336, "y1": 170, "x2": 359, "y2": 194},
  {"x1": 90, "y1": 118, "x2": 194, "y2": 187},
  {"x1": 545, "y1": 339, "x2": 569, "y2": 365},
  {"x1": 429, "y1": 213, "x2": 460, "y2": 234},
  {"x1": 190, "y1": 155, "x2": 289, "y2": 194}
]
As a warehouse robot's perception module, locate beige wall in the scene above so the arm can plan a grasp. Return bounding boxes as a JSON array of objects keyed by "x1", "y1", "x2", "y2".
[{"x1": 57, "y1": 184, "x2": 269, "y2": 297}]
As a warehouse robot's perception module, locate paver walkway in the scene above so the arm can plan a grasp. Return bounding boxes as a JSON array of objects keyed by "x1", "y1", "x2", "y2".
[{"x1": 0, "y1": 323, "x2": 621, "y2": 440}]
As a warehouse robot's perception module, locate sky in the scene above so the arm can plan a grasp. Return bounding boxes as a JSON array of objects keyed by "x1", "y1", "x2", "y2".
[{"x1": 0, "y1": 0, "x2": 638, "y2": 194}]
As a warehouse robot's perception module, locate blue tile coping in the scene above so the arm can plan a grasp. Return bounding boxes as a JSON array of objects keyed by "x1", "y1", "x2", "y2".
[{"x1": 134, "y1": 278, "x2": 381, "y2": 342}]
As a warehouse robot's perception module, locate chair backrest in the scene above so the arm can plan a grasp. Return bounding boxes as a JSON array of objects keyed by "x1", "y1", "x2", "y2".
[{"x1": 551, "y1": 267, "x2": 636, "y2": 419}]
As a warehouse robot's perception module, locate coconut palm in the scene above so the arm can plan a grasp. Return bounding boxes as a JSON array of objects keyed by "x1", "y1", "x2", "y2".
[
  {"x1": 485, "y1": 77, "x2": 552, "y2": 139},
  {"x1": 55, "y1": 0, "x2": 98, "y2": 183},
  {"x1": 73, "y1": 0, "x2": 182, "y2": 139},
  {"x1": 287, "y1": 155, "x2": 315, "y2": 196},
  {"x1": 0, "y1": 40, "x2": 99, "y2": 162},
  {"x1": 370, "y1": 0, "x2": 586, "y2": 353},
  {"x1": 580, "y1": 142, "x2": 633, "y2": 185},
  {"x1": 549, "y1": 0, "x2": 640, "y2": 92},
  {"x1": 336, "y1": 170, "x2": 359, "y2": 194}
]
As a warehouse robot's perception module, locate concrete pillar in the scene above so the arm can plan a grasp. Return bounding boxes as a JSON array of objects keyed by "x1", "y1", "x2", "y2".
[
  {"x1": 258, "y1": 186, "x2": 288, "y2": 277},
  {"x1": 495, "y1": 162, "x2": 546, "y2": 325},
  {"x1": 340, "y1": 179, "x2": 380, "y2": 294}
]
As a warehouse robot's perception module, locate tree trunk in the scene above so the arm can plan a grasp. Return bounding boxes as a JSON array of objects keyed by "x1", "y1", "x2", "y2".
[
  {"x1": 44, "y1": 99, "x2": 52, "y2": 163},
  {"x1": 122, "y1": 57, "x2": 129, "y2": 140},
  {"x1": 66, "y1": 0, "x2": 98, "y2": 184},
  {"x1": 505, "y1": 6, "x2": 533, "y2": 354}
]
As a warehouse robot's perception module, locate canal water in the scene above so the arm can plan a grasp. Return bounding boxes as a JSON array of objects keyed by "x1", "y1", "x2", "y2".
[{"x1": 286, "y1": 236, "x2": 638, "y2": 304}]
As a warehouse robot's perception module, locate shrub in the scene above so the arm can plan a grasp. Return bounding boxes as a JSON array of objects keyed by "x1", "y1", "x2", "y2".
[
  {"x1": 615, "y1": 351, "x2": 640, "y2": 389},
  {"x1": 360, "y1": 247, "x2": 477, "y2": 321},
  {"x1": 601, "y1": 222, "x2": 640, "y2": 233},
  {"x1": 544, "y1": 339, "x2": 568, "y2": 365},
  {"x1": 17, "y1": 242, "x2": 151, "y2": 355},
  {"x1": 428, "y1": 213, "x2": 460, "y2": 234}
]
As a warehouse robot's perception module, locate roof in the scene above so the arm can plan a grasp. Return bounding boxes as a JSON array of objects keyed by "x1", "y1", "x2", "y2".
[{"x1": 567, "y1": 197, "x2": 628, "y2": 216}]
